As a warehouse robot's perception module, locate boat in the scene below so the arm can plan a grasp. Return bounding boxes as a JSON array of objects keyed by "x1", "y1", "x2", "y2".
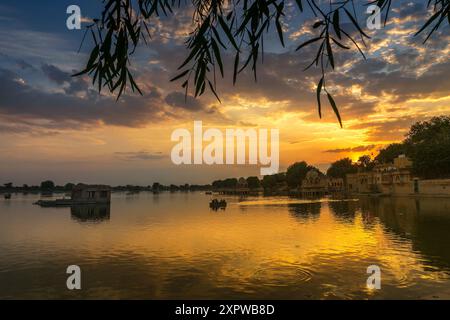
[
  {"x1": 209, "y1": 199, "x2": 227, "y2": 210},
  {"x1": 205, "y1": 191, "x2": 212, "y2": 195},
  {"x1": 34, "y1": 199, "x2": 73, "y2": 207},
  {"x1": 4, "y1": 193, "x2": 11, "y2": 199}
]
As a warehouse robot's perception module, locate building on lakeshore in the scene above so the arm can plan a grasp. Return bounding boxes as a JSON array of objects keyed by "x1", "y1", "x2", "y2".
[
  {"x1": 346, "y1": 171, "x2": 375, "y2": 194},
  {"x1": 34, "y1": 184, "x2": 111, "y2": 207},
  {"x1": 345, "y1": 155, "x2": 450, "y2": 197},
  {"x1": 328, "y1": 178, "x2": 345, "y2": 194},
  {"x1": 71, "y1": 184, "x2": 112, "y2": 204},
  {"x1": 236, "y1": 177, "x2": 250, "y2": 194},
  {"x1": 346, "y1": 155, "x2": 412, "y2": 195},
  {"x1": 301, "y1": 169, "x2": 329, "y2": 197}
]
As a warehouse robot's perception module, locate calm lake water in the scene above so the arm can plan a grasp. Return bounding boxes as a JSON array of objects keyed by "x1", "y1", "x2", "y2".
[{"x1": 1, "y1": 192, "x2": 450, "y2": 299}]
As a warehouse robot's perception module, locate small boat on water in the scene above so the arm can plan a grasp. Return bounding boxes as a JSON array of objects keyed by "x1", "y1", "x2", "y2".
[
  {"x1": 34, "y1": 199, "x2": 73, "y2": 207},
  {"x1": 205, "y1": 191, "x2": 212, "y2": 195},
  {"x1": 209, "y1": 199, "x2": 227, "y2": 210},
  {"x1": 4, "y1": 193, "x2": 11, "y2": 199}
]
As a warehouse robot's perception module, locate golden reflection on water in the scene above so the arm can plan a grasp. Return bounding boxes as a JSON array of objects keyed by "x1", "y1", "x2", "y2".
[{"x1": 0, "y1": 192, "x2": 450, "y2": 299}]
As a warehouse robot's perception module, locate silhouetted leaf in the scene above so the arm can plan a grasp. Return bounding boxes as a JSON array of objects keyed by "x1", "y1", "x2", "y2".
[
  {"x1": 178, "y1": 44, "x2": 201, "y2": 70},
  {"x1": 170, "y1": 69, "x2": 190, "y2": 82},
  {"x1": 333, "y1": 10, "x2": 341, "y2": 39},
  {"x1": 331, "y1": 37, "x2": 350, "y2": 49},
  {"x1": 313, "y1": 21, "x2": 323, "y2": 28},
  {"x1": 211, "y1": 38, "x2": 224, "y2": 76},
  {"x1": 296, "y1": 37, "x2": 322, "y2": 51},
  {"x1": 317, "y1": 76, "x2": 323, "y2": 118},
  {"x1": 326, "y1": 37, "x2": 335, "y2": 69},
  {"x1": 128, "y1": 70, "x2": 143, "y2": 95},
  {"x1": 276, "y1": 20, "x2": 285, "y2": 47},
  {"x1": 344, "y1": 8, "x2": 370, "y2": 39},
  {"x1": 208, "y1": 80, "x2": 221, "y2": 102},
  {"x1": 415, "y1": 9, "x2": 441, "y2": 39},
  {"x1": 327, "y1": 92, "x2": 343, "y2": 128},
  {"x1": 73, "y1": 0, "x2": 449, "y2": 127},
  {"x1": 212, "y1": 26, "x2": 226, "y2": 49},
  {"x1": 218, "y1": 15, "x2": 239, "y2": 51}
]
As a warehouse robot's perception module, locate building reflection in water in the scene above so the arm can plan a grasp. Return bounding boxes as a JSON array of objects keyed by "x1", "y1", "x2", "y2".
[
  {"x1": 70, "y1": 204, "x2": 110, "y2": 223},
  {"x1": 328, "y1": 200, "x2": 358, "y2": 224},
  {"x1": 287, "y1": 202, "x2": 321, "y2": 222},
  {"x1": 360, "y1": 196, "x2": 450, "y2": 272}
]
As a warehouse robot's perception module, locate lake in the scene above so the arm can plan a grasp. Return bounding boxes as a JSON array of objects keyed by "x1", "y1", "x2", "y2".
[{"x1": 1, "y1": 192, "x2": 450, "y2": 299}]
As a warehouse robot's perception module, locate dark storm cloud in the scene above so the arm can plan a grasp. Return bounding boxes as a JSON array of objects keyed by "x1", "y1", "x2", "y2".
[
  {"x1": 16, "y1": 59, "x2": 35, "y2": 70},
  {"x1": 41, "y1": 63, "x2": 89, "y2": 95},
  {"x1": 0, "y1": 68, "x2": 168, "y2": 128},
  {"x1": 165, "y1": 91, "x2": 205, "y2": 111},
  {"x1": 41, "y1": 64, "x2": 70, "y2": 84},
  {"x1": 0, "y1": 51, "x2": 36, "y2": 71}
]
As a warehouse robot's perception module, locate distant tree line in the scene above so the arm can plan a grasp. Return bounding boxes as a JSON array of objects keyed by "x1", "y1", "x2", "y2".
[
  {"x1": 212, "y1": 162, "x2": 324, "y2": 191},
  {"x1": 2, "y1": 117, "x2": 448, "y2": 193},
  {"x1": 0, "y1": 181, "x2": 212, "y2": 193},
  {"x1": 212, "y1": 116, "x2": 450, "y2": 189},
  {"x1": 382, "y1": 116, "x2": 450, "y2": 179},
  {"x1": 327, "y1": 116, "x2": 450, "y2": 180},
  {"x1": 0, "y1": 181, "x2": 77, "y2": 193},
  {"x1": 326, "y1": 155, "x2": 375, "y2": 180}
]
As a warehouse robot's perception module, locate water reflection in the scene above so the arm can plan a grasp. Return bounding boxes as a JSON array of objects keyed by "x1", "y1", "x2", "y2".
[
  {"x1": 210, "y1": 206, "x2": 227, "y2": 212},
  {"x1": 70, "y1": 204, "x2": 110, "y2": 223},
  {"x1": 328, "y1": 200, "x2": 358, "y2": 223},
  {"x1": 287, "y1": 202, "x2": 321, "y2": 222},
  {"x1": 360, "y1": 197, "x2": 450, "y2": 272},
  {"x1": 1, "y1": 193, "x2": 450, "y2": 299}
]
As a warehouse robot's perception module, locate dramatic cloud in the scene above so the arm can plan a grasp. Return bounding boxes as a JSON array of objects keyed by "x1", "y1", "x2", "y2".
[
  {"x1": 348, "y1": 116, "x2": 427, "y2": 142},
  {"x1": 0, "y1": 68, "x2": 169, "y2": 128},
  {"x1": 41, "y1": 64, "x2": 70, "y2": 84},
  {"x1": 325, "y1": 145, "x2": 377, "y2": 154},
  {"x1": 165, "y1": 92, "x2": 206, "y2": 111},
  {"x1": 114, "y1": 151, "x2": 166, "y2": 161},
  {"x1": 0, "y1": 1, "x2": 449, "y2": 184}
]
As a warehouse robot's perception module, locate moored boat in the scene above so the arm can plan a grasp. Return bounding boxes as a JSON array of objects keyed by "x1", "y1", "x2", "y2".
[{"x1": 209, "y1": 198, "x2": 227, "y2": 210}]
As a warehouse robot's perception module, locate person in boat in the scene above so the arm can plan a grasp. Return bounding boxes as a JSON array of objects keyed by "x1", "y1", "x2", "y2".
[{"x1": 209, "y1": 199, "x2": 227, "y2": 208}]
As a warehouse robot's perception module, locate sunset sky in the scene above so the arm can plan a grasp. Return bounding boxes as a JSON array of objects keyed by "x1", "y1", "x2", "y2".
[{"x1": 0, "y1": 0, "x2": 449, "y2": 185}]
